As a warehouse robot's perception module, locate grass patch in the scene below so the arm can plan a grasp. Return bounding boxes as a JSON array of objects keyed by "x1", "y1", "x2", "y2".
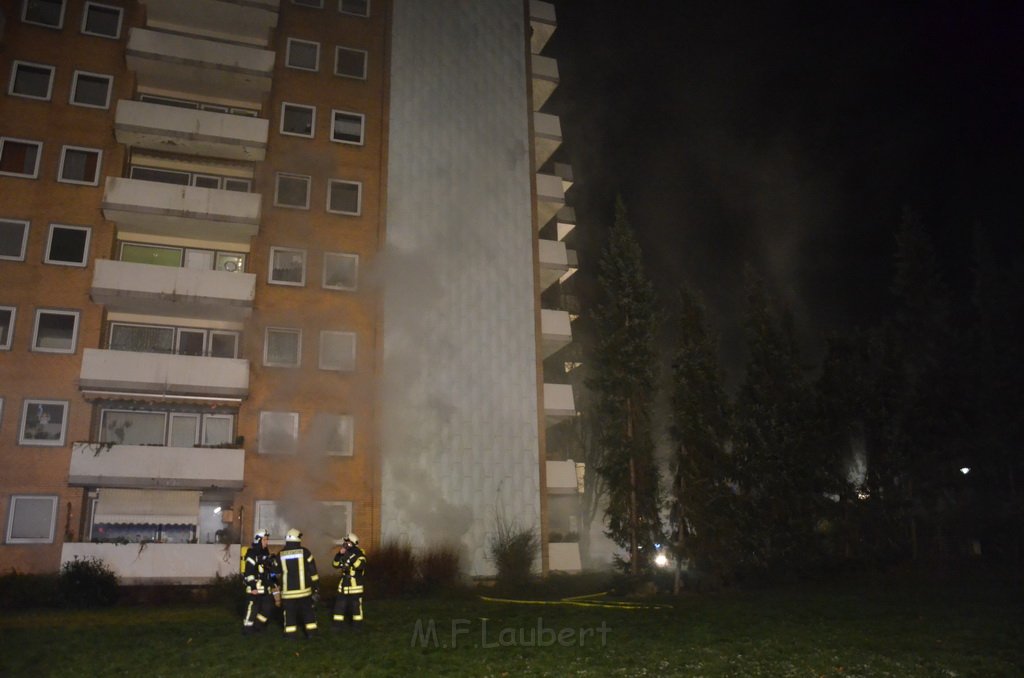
[{"x1": 0, "y1": 577, "x2": 1020, "y2": 676}]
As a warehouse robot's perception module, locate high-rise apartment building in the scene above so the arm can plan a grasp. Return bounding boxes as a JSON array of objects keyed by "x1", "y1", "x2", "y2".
[{"x1": 0, "y1": 0, "x2": 582, "y2": 582}]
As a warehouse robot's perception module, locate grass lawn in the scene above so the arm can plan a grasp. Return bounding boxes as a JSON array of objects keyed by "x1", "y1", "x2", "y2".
[{"x1": 1, "y1": 576, "x2": 1021, "y2": 677}]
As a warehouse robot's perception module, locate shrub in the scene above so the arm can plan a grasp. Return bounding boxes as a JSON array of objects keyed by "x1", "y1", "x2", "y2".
[
  {"x1": 418, "y1": 543, "x2": 462, "y2": 593},
  {"x1": 488, "y1": 515, "x2": 539, "y2": 589},
  {"x1": 373, "y1": 540, "x2": 418, "y2": 598},
  {"x1": 0, "y1": 570, "x2": 62, "y2": 610},
  {"x1": 59, "y1": 557, "x2": 119, "y2": 608}
]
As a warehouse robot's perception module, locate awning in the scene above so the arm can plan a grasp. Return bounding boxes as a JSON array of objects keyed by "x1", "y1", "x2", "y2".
[{"x1": 94, "y1": 488, "x2": 201, "y2": 525}]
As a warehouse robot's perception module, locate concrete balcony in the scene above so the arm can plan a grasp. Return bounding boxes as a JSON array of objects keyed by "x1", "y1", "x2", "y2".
[
  {"x1": 539, "y1": 238, "x2": 568, "y2": 291},
  {"x1": 126, "y1": 28, "x2": 275, "y2": 104},
  {"x1": 531, "y1": 54, "x2": 559, "y2": 111},
  {"x1": 91, "y1": 259, "x2": 256, "y2": 320},
  {"x1": 554, "y1": 162, "x2": 574, "y2": 193},
  {"x1": 530, "y1": 0, "x2": 557, "y2": 55},
  {"x1": 61, "y1": 543, "x2": 241, "y2": 585},
  {"x1": 546, "y1": 460, "x2": 584, "y2": 495},
  {"x1": 536, "y1": 172, "x2": 565, "y2": 228},
  {"x1": 533, "y1": 112, "x2": 562, "y2": 168},
  {"x1": 543, "y1": 382, "x2": 575, "y2": 423},
  {"x1": 79, "y1": 348, "x2": 249, "y2": 399},
  {"x1": 142, "y1": 0, "x2": 280, "y2": 47},
  {"x1": 556, "y1": 205, "x2": 576, "y2": 240},
  {"x1": 69, "y1": 443, "x2": 244, "y2": 490},
  {"x1": 547, "y1": 542, "x2": 582, "y2": 573},
  {"x1": 115, "y1": 100, "x2": 269, "y2": 162},
  {"x1": 562, "y1": 248, "x2": 578, "y2": 284},
  {"x1": 541, "y1": 309, "x2": 572, "y2": 359},
  {"x1": 102, "y1": 177, "x2": 260, "y2": 244}
]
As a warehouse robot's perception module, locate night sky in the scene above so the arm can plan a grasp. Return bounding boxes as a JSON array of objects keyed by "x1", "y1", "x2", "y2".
[{"x1": 549, "y1": 0, "x2": 1024, "y2": 381}]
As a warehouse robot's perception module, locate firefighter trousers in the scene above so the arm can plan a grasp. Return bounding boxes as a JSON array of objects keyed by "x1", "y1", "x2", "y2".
[
  {"x1": 332, "y1": 593, "x2": 364, "y2": 628},
  {"x1": 282, "y1": 596, "x2": 317, "y2": 637},
  {"x1": 243, "y1": 592, "x2": 275, "y2": 634}
]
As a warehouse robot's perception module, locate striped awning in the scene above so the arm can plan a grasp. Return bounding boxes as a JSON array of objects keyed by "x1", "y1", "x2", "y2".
[{"x1": 94, "y1": 488, "x2": 201, "y2": 525}]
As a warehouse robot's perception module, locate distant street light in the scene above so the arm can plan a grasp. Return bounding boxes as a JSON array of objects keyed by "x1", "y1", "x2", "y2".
[{"x1": 960, "y1": 467, "x2": 970, "y2": 475}]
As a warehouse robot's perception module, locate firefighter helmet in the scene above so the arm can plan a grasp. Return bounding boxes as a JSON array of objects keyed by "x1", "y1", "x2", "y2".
[
  {"x1": 345, "y1": 533, "x2": 359, "y2": 545},
  {"x1": 285, "y1": 528, "x2": 302, "y2": 542},
  {"x1": 253, "y1": 529, "x2": 269, "y2": 542}
]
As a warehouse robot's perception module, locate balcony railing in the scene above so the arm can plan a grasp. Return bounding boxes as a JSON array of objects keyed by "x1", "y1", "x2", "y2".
[
  {"x1": 533, "y1": 112, "x2": 562, "y2": 168},
  {"x1": 531, "y1": 54, "x2": 559, "y2": 110},
  {"x1": 69, "y1": 442, "x2": 244, "y2": 490},
  {"x1": 115, "y1": 100, "x2": 269, "y2": 161},
  {"x1": 556, "y1": 205, "x2": 576, "y2": 240},
  {"x1": 61, "y1": 543, "x2": 241, "y2": 585},
  {"x1": 79, "y1": 348, "x2": 249, "y2": 399},
  {"x1": 543, "y1": 382, "x2": 575, "y2": 423},
  {"x1": 126, "y1": 28, "x2": 275, "y2": 104},
  {"x1": 538, "y1": 238, "x2": 568, "y2": 291},
  {"x1": 541, "y1": 309, "x2": 572, "y2": 359},
  {"x1": 535, "y1": 172, "x2": 565, "y2": 228},
  {"x1": 142, "y1": 0, "x2": 280, "y2": 47},
  {"x1": 102, "y1": 177, "x2": 260, "y2": 244},
  {"x1": 547, "y1": 542, "x2": 582, "y2": 573},
  {"x1": 91, "y1": 259, "x2": 256, "y2": 320},
  {"x1": 546, "y1": 460, "x2": 584, "y2": 494},
  {"x1": 530, "y1": 0, "x2": 557, "y2": 55}
]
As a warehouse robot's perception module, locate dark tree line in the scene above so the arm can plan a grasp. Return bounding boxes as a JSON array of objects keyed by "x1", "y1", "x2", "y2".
[{"x1": 588, "y1": 201, "x2": 1023, "y2": 584}]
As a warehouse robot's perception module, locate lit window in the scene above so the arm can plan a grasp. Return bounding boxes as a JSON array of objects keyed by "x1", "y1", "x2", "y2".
[
  {"x1": 313, "y1": 413, "x2": 354, "y2": 456},
  {"x1": 81, "y1": 2, "x2": 123, "y2": 38},
  {"x1": 32, "y1": 308, "x2": 79, "y2": 354},
  {"x1": 70, "y1": 71, "x2": 113, "y2": 109},
  {"x1": 22, "y1": 0, "x2": 65, "y2": 29},
  {"x1": 319, "y1": 330, "x2": 355, "y2": 371},
  {"x1": 0, "y1": 306, "x2": 15, "y2": 350},
  {"x1": 100, "y1": 410, "x2": 167, "y2": 445},
  {"x1": 286, "y1": 38, "x2": 320, "y2": 71},
  {"x1": 323, "y1": 252, "x2": 358, "y2": 291},
  {"x1": 281, "y1": 102, "x2": 315, "y2": 137},
  {"x1": 331, "y1": 110, "x2": 365, "y2": 145},
  {"x1": 339, "y1": 0, "x2": 369, "y2": 17},
  {"x1": 269, "y1": 246, "x2": 306, "y2": 286},
  {"x1": 6, "y1": 495, "x2": 59, "y2": 544},
  {"x1": 327, "y1": 179, "x2": 361, "y2": 215},
  {"x1": 264, "y1": 327, "x2": 301, "y2": 367},
  {"x1": 19, "y1": 399, "x2": 69, "y2": 446},
  {"x1": 8, "y1": 61, "x2": 55, "y2": 100},
  {"x1": 334, "y1": 46, "x2": 367, "y2": 79},
  {"x1": 0, "y1": 219, "x2": 30, "y2": 261},
  {"x1": 0, "y1": 138, "x2": 42, "y2": 179},
  {"x1": 274, "y1": 173, "x2": 311, "y2": 209},
  {"x1": 58, "y1": 146, "x2": 102, "y2": 185},
  {"x1": 44, "y1": 224, "x2": 91, "y2": 267},
  {"x1": 258, "y1": 412, "x2": 299, "y2": 454}
]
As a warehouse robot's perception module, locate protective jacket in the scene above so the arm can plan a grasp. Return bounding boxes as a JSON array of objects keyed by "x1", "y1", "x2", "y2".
[
  {"x1": 275, "y1": 544, "x2": 319, "y2": 600},
  {"x1": 333, "y1": 545, "x2": 366, "y2": 595},
  {"x1": 243, "y1": 543, "x2": 273, "y2": 594}
]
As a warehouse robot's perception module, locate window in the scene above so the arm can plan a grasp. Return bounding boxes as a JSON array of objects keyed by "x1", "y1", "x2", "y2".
[
  {"x1": 8, "y1": 61, "x2": 55, "y2": 100},
  {"x1": 323, "y1": 252, "x2": 358, "y2": 291},
  {"x1": 101, "y1": 410, "x2": 167, "y2": 445},
  {"x1": 0, "y1": 219, "x2": 30, "y2": 261},
  {"x1": 22, "y1": 0, "x2": 65, "y2": 28},
  {"x1": 32, "y1": 309, "x2": 79, "y2": 353},
  {"x1": 334, "y1": 46, "x2": 368, "y2": 79},
  {"x1": 274, "y1": 173, "x2": 310, "y2": 209},
  {"x1": 139, "y1": 94, "x2": 259, "y2": 118},
  {"x1": 331, "y1": 110, "x2": 365, "y2": 145},
  {"x1": 110, "y1": 323, "x2": 173, "y2": 353},
  {"x1": 327, "y1": 179, "x2": 361, "y2": 215},
  {"x1": 286, "y1": 38, "x2": 320, "y2": 71},
  {"x1": 280, "y1": 102, "x2": 315, "y2": 137},
  {"x1": 99, "y1": 409, "x2": 235, "y2": 447},
  {"x1": 6, "y1": 496, "x2": 58, "y2": 544},
  {"x1": 265, "y1": 328, "x2": 301, "y2": 367},
  {"x1": 70, "y1": 71, "x2": 113, "y2": 109},
  {"x1": 117, "y1": 241, "x2": 246, "y2": 273},
  {"x1": 269, "y1": 247, "x2": 306, "y2": 286},
  {"x1": 319, "y1": 330, "x2": 355, "y2": 371},
  {"x1": 0, "y1": 138, "x2": 42, "y2": 178},
  {"x1": 129, "y1": 164, "x2": 252, "y2": 192},
  {"x1": 44, "y1": 224, "x2": 91, "y2": 266},
  {"x1": 258, "y1": 411, "x2": 299, "y2": 454},
  {"x1": 0, "y1": 306, "x2": 15, "y2": 350},
  {"x1": 58, "y1": 146, "x2": 102, "y2": 185},
  {"x1": 19, "y1": 399, "x2": 69, "y2": 446},
  {"x1": 339, "y1": 0, "x2": 369, "y2": 17},
  {"x1": 108, "y1": 322, "x2": 239, "y2": 357},
  {"x1": 313, "y1": 413, "x2": 353, "y2": 456},
  {"x1": 81, "y1": 2, "x2": 123, "y2": 38}
]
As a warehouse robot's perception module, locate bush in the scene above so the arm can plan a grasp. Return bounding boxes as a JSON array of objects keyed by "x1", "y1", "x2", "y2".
[
  {"x1": 0, "y1": 570, "x2": 62, "y2": 610},
  {"x1": 418, "y1": 543, "x2": 462, "y2": 593},
  {"x1": 59, "y1": 557, "x2": 119, "y2": 608},
  {"x1": 488, "y1": 516, "x2": 539, "y2": 589},
  {"x1": 373, "y1": 540, "x2": 418, "y2": 597}
]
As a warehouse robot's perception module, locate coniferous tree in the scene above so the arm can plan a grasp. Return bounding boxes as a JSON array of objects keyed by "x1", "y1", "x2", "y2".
[
  {"x1": 667, "y1": 287, "x2": 739, "y2": 588},
  {"x1": 588, "y1": 196, "x2": 661, "y2": 574}
]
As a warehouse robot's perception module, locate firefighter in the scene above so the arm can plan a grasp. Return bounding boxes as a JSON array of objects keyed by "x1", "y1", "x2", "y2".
[
  {"x1": 273, "y1": 528, "x2": 319, "y2": 639},
  {"x1": 331, "y1": 533, "x2": 367, "y2": 632},
  {"x1": 242, "y1": 529, "x2": 275, "y2": 635}
]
